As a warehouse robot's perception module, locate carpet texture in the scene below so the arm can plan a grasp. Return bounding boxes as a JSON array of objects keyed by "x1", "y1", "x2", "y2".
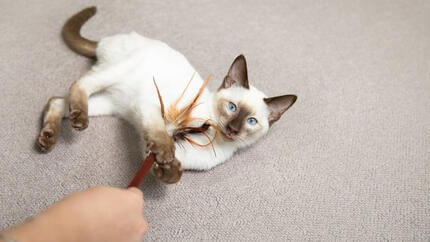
[{"x1": 1, "y1": 0, "x2": 429, "y2": 241}]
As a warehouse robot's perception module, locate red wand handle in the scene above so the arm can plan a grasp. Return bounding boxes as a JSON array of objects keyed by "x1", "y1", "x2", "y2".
[{"x1": 127, "y1": 153, "x2": 156, "y2": 188}]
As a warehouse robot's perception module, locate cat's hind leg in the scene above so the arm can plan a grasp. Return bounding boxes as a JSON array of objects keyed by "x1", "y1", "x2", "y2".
[
  {"x1": 69, "y1": 81, "x2": 89, "y2": 131},
  {"x1": 68, "y1": 69, "x2": 119, "y2": 131},
  {"x1": 37, "y1": 97, "x2": 66, "y2": 152},
  {"x1": 68, "y1": 51, "x2": 142, "y2": 131},
  {"x1": 37, "y1": 94, "x2": 114, "y2": 152}
]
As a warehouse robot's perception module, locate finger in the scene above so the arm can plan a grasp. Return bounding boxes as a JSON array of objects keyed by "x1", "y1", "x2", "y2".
[
  {"x1": 127, "y1": 187, "x2": 143, "y2": 198},
  {"x1": 127, "y1": 187, "x2": 145, "y2": 208}
]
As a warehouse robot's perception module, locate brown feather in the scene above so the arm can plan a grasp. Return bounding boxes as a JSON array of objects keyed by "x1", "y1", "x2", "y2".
[
  {"x1": 153, "y1": 76, "x2": 165, "y2": 119},
  {"x1": 152, "y1": 74, "x2": 218, "y2": 155}
]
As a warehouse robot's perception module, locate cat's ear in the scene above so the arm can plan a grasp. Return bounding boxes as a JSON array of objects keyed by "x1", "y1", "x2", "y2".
[
  {"x1": 220, "y1": 55, "x2": 250, "y2": 89},
  {"x1": 264, "y1": 95, "x2": 297, "y2": 125}
]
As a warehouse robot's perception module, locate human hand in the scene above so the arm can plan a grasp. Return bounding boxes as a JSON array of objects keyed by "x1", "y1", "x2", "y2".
[{"x1": 4, "y1": 186, "x2": 147, "y2": 242}]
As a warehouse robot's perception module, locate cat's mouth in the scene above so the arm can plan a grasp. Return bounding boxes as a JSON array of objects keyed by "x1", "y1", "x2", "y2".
[
  {"x1": 224, "y1": 131, "x2": 234, "y2": 139},
  {"x1": 220, "y1": 128, "x2": 235, "y2": 141}
]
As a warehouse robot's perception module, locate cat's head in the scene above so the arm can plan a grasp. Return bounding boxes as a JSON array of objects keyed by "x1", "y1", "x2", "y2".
[{"x1": 213, "y1": 55, "x2": 297, "y2": 147}]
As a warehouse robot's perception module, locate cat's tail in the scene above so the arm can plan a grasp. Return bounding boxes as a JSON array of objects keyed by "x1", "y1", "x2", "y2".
[{"x1": 62, "y1": 6, "x2": 98, "y2": 59}]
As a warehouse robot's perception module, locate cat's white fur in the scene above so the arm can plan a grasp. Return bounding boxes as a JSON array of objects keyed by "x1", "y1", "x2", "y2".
[{"x1": 56, "y1": 32, "x2": 272, "y2": 170}]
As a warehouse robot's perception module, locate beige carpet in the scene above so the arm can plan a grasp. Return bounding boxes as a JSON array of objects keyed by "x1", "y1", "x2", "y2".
[{"x1": 1, "y1": 0, "x2": 429, "y2": 240}]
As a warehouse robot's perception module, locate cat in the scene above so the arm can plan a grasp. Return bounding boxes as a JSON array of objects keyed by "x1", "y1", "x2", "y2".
[{"x1": 37, "y1": 7, "x2": 297, "y2": 184}]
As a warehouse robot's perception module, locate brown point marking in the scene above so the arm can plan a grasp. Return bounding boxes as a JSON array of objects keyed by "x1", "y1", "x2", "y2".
[
  {"x1": 145, "y1": 129, "x2": 175, "y2": 164},
  {"x1": 38, "y1": 97, "x2": 63, "y2": 152},
  {"x1": 68, "y1": 82, "x2": 89, "y2": 131},
  {"x1": 153, "y1": 158, "x2": 183, "y2": 184},
  {"x1": 62, "y1": 6, "x2": 98, "y2": 58},
  {"x1": 228, "y1": 105, "x2": 251, "y2": 133}
]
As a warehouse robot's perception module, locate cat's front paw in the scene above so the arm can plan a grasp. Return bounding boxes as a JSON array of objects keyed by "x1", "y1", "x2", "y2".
[
  {"x1": 147, "y1": 132, "x2": 175, "y2": 164},
  {"x1": 153, "y1": 158, "x2": 183, "y2": 184}
]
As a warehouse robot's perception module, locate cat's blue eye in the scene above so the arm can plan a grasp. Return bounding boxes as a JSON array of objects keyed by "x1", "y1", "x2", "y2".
[
  {"x1": 247, "y1": 117, "x2": 258, "y2": 125},
  {"x1": 228, "y1": 102, "x2": 237, "y2": 112}
]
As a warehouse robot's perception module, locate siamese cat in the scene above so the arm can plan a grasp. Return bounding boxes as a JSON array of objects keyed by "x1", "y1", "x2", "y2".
[{"x1": 37, "y1": 7, "x2": 297, "y2": 183}]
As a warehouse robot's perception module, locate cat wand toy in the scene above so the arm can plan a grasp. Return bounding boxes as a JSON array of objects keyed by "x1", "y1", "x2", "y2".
[
  {"x1": 127, "y1": 74, "x2": 217, "y2": 188},
  {"x1": 127, "y1": 152, "x2": 155, "y2": 188}
]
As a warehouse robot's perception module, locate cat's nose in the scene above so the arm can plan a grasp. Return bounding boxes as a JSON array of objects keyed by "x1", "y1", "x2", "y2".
[{"x1": 227, "y1": 124, "x2": 239, "y2": 134}]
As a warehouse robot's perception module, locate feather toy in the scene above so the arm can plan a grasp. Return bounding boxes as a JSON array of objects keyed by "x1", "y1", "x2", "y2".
[{"x1": 128, "y1": 74, "x2": 218, "y2": 187}]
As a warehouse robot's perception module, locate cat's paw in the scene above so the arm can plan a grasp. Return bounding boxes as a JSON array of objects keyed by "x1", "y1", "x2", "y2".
[
  {"x1": 153, "y1": 158, "x2": 183, "y2": 184},
  {"x1": 147, "y1": 132, "x2": 175, "y2": 164},
  {"x1": 37, "y1": 123, "x2": 60, "y2": 152},
  {"x1": 69, "y1": 108, "x2": 88, "y2": 131}
]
